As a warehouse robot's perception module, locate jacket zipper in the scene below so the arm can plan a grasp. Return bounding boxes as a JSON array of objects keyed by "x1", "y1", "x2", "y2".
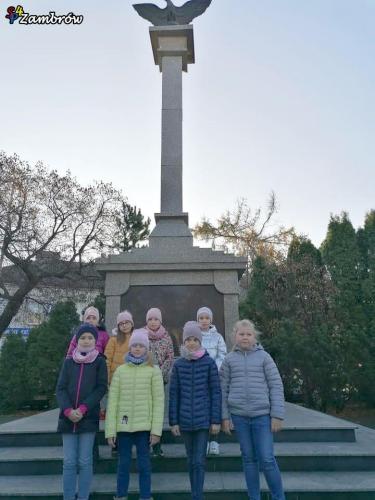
[{"x1": 73, "y1": 363, "x2": 84, "y2": 433}]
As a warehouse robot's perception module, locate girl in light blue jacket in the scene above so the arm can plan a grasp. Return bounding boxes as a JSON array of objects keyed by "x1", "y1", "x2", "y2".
[
  {"x1": 220, "y1": 319, "x2": 285, "y2": 500},
  {"x1": 197, "y1": 306, "x2": 227, "y2": 455}
]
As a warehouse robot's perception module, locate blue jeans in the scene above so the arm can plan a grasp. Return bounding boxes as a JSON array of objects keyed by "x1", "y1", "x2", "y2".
[
  {"x1": 62, "y1": 432, "x2": 96, "y2": 500},
  {"x1": 231, "y1": 414, "x2": 285, "y2": 500},
  {"x1": 181, "y1": 429, "x2": 209, "y2": 500},
  {"x1": 117, "y1": 431, "x2": 152, "y2": 499}
]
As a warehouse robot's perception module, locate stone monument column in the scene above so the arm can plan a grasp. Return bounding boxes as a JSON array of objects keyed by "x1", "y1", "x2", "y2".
[{"x1": 96, "y1": 10, "x2": 246, "y2": 350}]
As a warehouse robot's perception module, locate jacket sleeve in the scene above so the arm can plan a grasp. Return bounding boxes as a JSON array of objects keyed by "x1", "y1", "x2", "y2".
[
  {"x1": 264, "y1": 353, "x2": 285, "y2": 420},
  {"x1": 56, "y1": 360, "x2": 73, "y2": 411},
  {"x1": 105, "y1": 366, "x2": 120, "y2": 438},
  {"x1": 81, "y1": 357, "x2": 108, "y2": 411},
  {"x1": 66, "y1": 335, "x2": 77, "y2": 358},
  {"x1": 104, "y1": 338, "x2": 115, "y2": 383},
  {"x1": 216, "y1": 334, "x2": 227, "y2": 370},
  {"x1": 151, "y1": 366, "x2": 165, "y2": 436},
  {"x1": 209, "y1": 359, "x2": 222, "y2": 424},
  {"x1": 161, "y1": 336, "x2": 174, "y2": 384},
  {"x1": 168, "y1": 363, "x2": 180, "y2": 426},
  {"x1": 219, "y1": 356, "x2": 231, "y2": 420}
]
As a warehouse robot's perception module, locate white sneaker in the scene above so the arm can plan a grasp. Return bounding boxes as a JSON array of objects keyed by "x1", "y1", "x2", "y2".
[{"x1": 208, "y1": 441, "x2": 220, "y2": 455}]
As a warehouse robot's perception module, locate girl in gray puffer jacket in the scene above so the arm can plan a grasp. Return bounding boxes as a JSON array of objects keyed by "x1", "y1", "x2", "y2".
[
  {"x1": 197, "y1": 306, "x2": 227, "y2": 456},
  {"x1": 220, "y1": 319, "x2": 285, "y2": 500}
]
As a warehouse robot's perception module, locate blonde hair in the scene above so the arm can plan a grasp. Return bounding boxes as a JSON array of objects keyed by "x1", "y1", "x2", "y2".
[{"x1": 232, "y1": 319, "x2": 260, "y2": 339}]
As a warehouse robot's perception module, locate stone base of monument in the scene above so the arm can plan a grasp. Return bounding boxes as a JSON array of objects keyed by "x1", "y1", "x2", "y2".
[{"x1": 1, "y1": 403, "x2": 375, "y2": 498}]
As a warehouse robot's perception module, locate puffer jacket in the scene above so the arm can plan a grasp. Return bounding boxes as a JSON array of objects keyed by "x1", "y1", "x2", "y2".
[
  {"x1": 220, "y1": 344, "x2": 284, "y2": 420},
  {"x1": 201, "y1": 325, "x2": 227, "y2": 369},
  {"x1": 104, "y1": 335, "x2": 130, "y2": 383},
  {"x1": 169, "y1": 351, "x2": 222, "y2": 431},
  {"x1": 56, "y1": 354, "x2": 107, "y2": 433},
  {"x1": 105, "y1": 361, "x2": 164, "y2": 438}
]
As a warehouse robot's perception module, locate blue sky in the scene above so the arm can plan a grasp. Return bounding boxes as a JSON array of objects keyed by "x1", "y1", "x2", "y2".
[{"x1": 1, "y1": 0, "x2": 374, "y2": 246}]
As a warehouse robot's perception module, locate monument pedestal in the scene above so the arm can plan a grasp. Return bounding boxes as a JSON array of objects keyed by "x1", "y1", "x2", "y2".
[
  {"x1": 96, "y1": 242, "x2": 246, "y2": 349},
  {"x1": 96, "y1": 24, "x2": 246, "y2": 347}
]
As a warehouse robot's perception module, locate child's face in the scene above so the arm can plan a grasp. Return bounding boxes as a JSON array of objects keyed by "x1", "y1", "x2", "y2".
[
  {"x1": 118, "y1": 320, "x2": 133, "y2": 335},
  {"x1": 235, "y1": 328, "x2": 257, "y2": 350},
  {"x1": 85, "y1": 314, "x2": 98, "y2": 326},
  {"x1": 130, "y1": 343, "x2": 147, "y2": 357},
  {"x1": 198, "y1": 314, "x2": 211, "y2": 331},
  {"x1": 147, "y1": 317, "x2": 161, "y2": 331},
  {"x1": 78, "y1": 332, "x2": 96, "y2": 350},
  {"x1": 184, "y1": 336, "x2": 201, "y2": 352}
]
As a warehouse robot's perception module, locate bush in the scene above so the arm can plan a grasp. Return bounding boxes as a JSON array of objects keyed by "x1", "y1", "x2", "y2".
[{"x1": 0, "y1": 333, "x2": 29, "y2": 412}]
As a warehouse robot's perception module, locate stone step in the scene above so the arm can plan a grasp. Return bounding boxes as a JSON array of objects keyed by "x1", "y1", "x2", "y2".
[
  {"x1": 0, "y1": 403, "x2": 358, "y2": 447},
  {"x1": 0, "y1": 471, "x2": 375, "y2": 499},
  {"x1": 1, "y1": 426, "x2": 375, "y2": 476}
]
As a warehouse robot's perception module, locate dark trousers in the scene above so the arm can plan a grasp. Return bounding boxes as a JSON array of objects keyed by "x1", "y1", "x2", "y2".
[
  {"x1": 117, "y1": 431, "x2": 151, "y2": 499},
  {"x1": 181, "y1": 429, "x2": 209, "y2": 500}
]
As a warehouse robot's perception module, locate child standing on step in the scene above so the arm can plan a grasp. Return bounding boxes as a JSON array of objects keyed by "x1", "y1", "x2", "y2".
[
  {"x1": 67, "y1": 306, "x2": 110, "y2": 357},
  {"x1": 105, "y1": 328, "x2": 164, "y2": 500},
  {"x1": 145, "y1": 307, "x2": 174, "y2": 457},
  {"x1": 105, "y1": 311, "x2": 134, "y2": 384},
  {"x1": 197, "y1": 306, "x2": 227, "y2": 456},
  {"x1": 220, "y1": 319, "x2": 285, "y2": 500},
  {"x1": 56, "y1": 323, "x2": 108, "y2": 500},
  {"x1": 169, "y1": 321, "x2": 222, "y2": 500}
]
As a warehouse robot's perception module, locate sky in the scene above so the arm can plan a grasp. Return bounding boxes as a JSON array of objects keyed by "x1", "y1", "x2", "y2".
[{"x1": 1, "y1": 0, "x2": 374, "y2": 247}]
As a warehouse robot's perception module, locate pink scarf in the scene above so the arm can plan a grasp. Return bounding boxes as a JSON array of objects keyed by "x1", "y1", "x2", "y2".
[
  {"x1": 72, "y1": 347, "x2": 99, "y2": 364},
  {"x1": 180, "y1": 346, "x2": 206, "y2": 361},
  {"x1": 146, "y1": 324, "x2": 167, "y2": 341}
]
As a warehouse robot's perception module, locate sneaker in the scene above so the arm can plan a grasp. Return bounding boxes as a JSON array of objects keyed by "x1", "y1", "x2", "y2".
[
  {"x1": 208, "y1": 441, "x2": 220, "y2": 455},
  {"x1": 152, "y1": 442, "x2": 164, "y2": 457}
]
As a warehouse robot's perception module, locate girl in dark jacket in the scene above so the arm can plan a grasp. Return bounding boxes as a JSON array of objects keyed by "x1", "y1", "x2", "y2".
[
  {"x1": 169, "y1": 321, "x2": 221, "y2": 500},
  {"x1": 56, "y1": 323, "x2": 107, "y2": 500}
]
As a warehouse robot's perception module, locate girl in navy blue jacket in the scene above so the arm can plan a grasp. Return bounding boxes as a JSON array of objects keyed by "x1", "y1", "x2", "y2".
[
  {"x1": 169, "y1": 321, "x2": 221, "y2": 500},
  {"x1": 56, "y1": 323, "x2": 107, "y2": 500}
]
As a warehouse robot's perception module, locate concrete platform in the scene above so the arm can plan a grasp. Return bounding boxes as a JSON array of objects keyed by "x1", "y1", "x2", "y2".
[{"x1": 0, "y1": 402, "x2": 358, "y2": 447}]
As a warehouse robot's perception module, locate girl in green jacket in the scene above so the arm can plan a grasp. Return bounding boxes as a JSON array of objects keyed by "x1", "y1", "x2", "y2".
[{"x1": 105, "y1": 328, "x2": 164, "y2": 500}]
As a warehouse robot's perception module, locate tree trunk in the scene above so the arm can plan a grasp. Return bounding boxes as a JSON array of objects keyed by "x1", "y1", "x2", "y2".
[{"x1": 0, "y1": 280, "x2": 38, "y2": 337}]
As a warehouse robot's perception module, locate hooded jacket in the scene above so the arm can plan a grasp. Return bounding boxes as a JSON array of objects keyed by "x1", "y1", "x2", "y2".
[
  {"x1": 220, "y1": 344, "x2": 284, "y2": 420},
  {"x1": 201, "y1": 325, "x2": 227, "y2": 369}
]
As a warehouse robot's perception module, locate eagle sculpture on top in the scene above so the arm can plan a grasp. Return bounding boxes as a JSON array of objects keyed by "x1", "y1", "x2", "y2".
[{"x1": 133, "y1": 0, "x2": 212, "y2": 26}]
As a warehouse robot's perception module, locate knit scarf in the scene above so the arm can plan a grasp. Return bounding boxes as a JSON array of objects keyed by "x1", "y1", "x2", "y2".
[
  {"x1": 180, "y1": 345, "x2": 206, "y2": 361},
  {"x1": 125, "y1": 352, "x2": 148, "y2": 365},
  {"x1": 72, "y1": 347, "x2": 99, "y2": 364},
  {"x1": 146, "y1": 324, "x2": 167, "y2": 341}
]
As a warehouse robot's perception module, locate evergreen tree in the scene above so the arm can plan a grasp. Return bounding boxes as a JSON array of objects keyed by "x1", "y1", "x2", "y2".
[
  {"x1": 26, "y1": 301, "x2": 79, "y2": 404},
  {"x1": 241, "y1": 238, "x2": 347, "y2": 411},
  {"x1": 111, "y1": 202, "x2": 150, "y2": 252},
  {"x1": 0, "y1": 333, "x2": 29, "y2": 412}
]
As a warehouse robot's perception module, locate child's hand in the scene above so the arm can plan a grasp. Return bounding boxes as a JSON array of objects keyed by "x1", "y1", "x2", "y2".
[
  {"x1": 171, "y1": 425, "x2": 181, "y2": 437},
  {"x1": 107, "y1": 437, "x2": 116, "y2": 448},
  {"x1": 221, "y1": 419, "x2": 233, "y2": 435},
  {"x1": 210, "y1": 424, "x2": 221, "y2": 435},
  {"x1": 68, "y1": 410, "x2": 81, "y2": 423},
  {"x1": 271, "y1": 418, "x2": 283, "y2": 433},
  {"x1": 150, "y1": 434, "x2": 160, "y2": 446}
]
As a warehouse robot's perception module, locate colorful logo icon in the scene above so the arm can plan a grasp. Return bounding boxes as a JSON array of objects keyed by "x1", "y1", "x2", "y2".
[{"x1": 5, "y1": 5, "x2": 23, "y2": 24}]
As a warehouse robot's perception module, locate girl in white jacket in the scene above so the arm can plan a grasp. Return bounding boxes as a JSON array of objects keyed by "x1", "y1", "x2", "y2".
[{"x1": 197, "y1": 306, "x2": 227, "y2": 455}]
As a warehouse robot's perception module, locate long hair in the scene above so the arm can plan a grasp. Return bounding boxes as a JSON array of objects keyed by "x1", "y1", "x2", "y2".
[{"x1": 117, "y1": 325, "x2": 134, "y2": 345}]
